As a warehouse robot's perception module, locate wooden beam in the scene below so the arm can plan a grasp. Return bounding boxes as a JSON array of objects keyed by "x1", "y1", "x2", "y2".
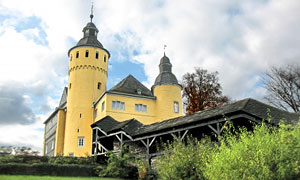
[{"x1": 180, "y1": 130, "x2": 189, "y2": 141}]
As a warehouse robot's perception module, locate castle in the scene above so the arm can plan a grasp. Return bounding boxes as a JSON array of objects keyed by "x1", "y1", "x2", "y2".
[
  {"x1": 43, "y1": 13, "x2": 183, "y2": 157},
  {"x1": 44, "y1": 12, "x2": 299, "y2": 160}
]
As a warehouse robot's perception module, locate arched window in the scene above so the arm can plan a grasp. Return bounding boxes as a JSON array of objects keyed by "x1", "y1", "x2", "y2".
[
  {"x1": 96, "y1": 51, "x2": 99, "y2": 59},
  {"x1": 76, "y1": 51, "x2": 79, "y2": 58},
  {"x1": 85, "y1": 50, "x2": 89, "y2": 58},
  {"x1": 104, "y1": 55, "x2": 106, "y2": 62}
]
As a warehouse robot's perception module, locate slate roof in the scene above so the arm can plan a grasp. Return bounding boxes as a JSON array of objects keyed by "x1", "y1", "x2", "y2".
[
  {"x1": 153, "y1": 54, "x2": 181, "y2": 88},
  {"x1": 108, "y1": 75, "x2": 154, "y2": 98},
  {"x1": 68, "y1": 21, "x2": 110, "y2": 58},
  {"x1": 91, "y1": 116, "x2": 143, "y2": 136},
  {"x1": 91, "y1": 98, "x2": 300, "y2": 139}
]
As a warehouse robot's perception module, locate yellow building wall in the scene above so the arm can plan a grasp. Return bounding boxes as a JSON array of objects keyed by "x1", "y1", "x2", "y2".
[
  {"x1": 153, "y1": 84, "x2": 183, "y2": 121},
  {"x1": 64, "y1": 46, "x2": 109, "y2": 157},
  {"x1": 55, "y1": 109, "x2": 66, "y2": 156},
  {"x1": 95, "y1": 93, "x2": 157, "y2": 124}
]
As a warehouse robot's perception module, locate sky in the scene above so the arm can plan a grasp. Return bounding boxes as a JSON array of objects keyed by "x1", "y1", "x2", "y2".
[{"x1": 0, "y1": 0, "x2": 299, "y2": 154}]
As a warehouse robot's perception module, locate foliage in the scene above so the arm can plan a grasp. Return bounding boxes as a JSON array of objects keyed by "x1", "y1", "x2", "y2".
[
  {"x1": 263, "y1": 64, "x2": 300, "y2": 112},
  {"x1": 0, "y1": 155, "x2": 24, "y2": 164},
  {"x1": 0, "y1": 163, "x2": 97, "y2": 177},
  {"x1": 156, "y1": 137, "x2": 215, "y2": 180},
  {"x1": 0, "y1": 175, "x2": 121, "y2": 180},
  {"x1": 156, "y1": 119, "x2": 300, "y2": 180},
  {"x1": 205, "y1": 122, "x2": 300, "y2": 180},
  {"x1": 48, "y1": 155, "x2": 97, "y2": 165},
  {"x1": 96, "y1": 148, "x2": 138, "y2": 179},
  {"x1": 182, "y1": 67, "x2": 229, "y2": 114}
]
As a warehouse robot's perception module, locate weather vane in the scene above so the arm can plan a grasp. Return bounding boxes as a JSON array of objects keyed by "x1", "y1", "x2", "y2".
[{"x1": 90, "y1": 1, "x2": 94, "y2": 22}]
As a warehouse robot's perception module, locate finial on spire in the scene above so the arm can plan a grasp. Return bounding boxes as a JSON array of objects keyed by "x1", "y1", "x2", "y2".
[
  {"x1": 90, "y1": 1, "x2": 94, "y2": 22},
  {"x1": 164, "y1": 45, "x2": 167, "y2": 56}
]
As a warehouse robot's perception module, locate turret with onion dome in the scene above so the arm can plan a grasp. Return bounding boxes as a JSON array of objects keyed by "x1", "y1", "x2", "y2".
[
  {"x1": 153, "y1": 53, "x2": 181, "y2": 88},
  {"x1": 152, "y1": 52, "x2": 183, "y2": 121},
  {"x1": 64, "y1": 9, "x2": 110, "y2": 157}
]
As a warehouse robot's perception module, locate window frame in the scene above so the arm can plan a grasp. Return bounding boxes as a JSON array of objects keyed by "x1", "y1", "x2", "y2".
[
  {"x1": 135, "y1": 104, "x2": 147, "y2": 113},
  {"x1": 174, "y1": 101, "x2": 179, "y2": 113},
  {"x1": 112, "y1": 101, "x2": 125, "y2": 110},
  {"x1": 78, "y1": 137, "x2": 85, "y2": 147}
]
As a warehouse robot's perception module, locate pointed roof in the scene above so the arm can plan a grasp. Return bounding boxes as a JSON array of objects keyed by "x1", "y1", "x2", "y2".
[
  {"x1": 153, "y1": 54, "x2": 181, "y2": 88},
  {"x1": 108, "y1": 75, "x2": 154, "y2": 97},
  {"x1": 68, "y1": 13, "x2": 110, "y2": 57}
]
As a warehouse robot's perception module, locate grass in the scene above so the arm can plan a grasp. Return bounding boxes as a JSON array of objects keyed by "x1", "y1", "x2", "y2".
[{"x1": 0, "y1": 175, "x2": 123, "y2": 180}]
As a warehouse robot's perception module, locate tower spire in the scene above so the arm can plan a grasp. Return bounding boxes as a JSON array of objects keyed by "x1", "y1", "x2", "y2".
[
  {"x1": 90, "y1": 1, "x2": 94, "y2": 22},
  {"x1": 164, "y1": 45, "x2": 167, "y2": 56}
]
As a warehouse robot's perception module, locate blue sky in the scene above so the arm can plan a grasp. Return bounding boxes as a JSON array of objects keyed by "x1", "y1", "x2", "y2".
[{"x1": 0, "y1": 0, "x2": 299, "y2": 153}]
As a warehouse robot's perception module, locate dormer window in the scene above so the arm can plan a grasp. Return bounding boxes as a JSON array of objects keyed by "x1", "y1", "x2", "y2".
[
  {"x1": 137, "y1": 89, "x2": 142, "y2": 95},
  {"x1": 84, "y1": 29, "x2": 89, "y2": 36}
]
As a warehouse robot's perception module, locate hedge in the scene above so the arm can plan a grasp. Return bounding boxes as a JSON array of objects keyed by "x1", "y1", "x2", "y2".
[{"x1": 0, "y1": 163, "x2": 98, "y2": 177}]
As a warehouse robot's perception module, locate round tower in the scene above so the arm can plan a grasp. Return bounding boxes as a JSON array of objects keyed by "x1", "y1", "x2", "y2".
[
  {"x1": 64, "y1": 14, "x2": 110, "y2": 156},
  {"x1": 152, "y1": 53, "x2": 183, "y2": 121}
]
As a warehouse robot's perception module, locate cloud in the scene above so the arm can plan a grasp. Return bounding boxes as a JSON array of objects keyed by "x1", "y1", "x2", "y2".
[
  {"x1": 0, "y1": 0, "x2": 299, "y2": 153},
  {"x1": 0, "y1": 83, "x2": 36, "y2": 125}
]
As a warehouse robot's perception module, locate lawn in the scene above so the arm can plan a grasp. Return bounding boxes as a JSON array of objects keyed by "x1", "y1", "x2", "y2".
[{"x1": 0, "y1": 175, "x2": 123, "y2": 180}]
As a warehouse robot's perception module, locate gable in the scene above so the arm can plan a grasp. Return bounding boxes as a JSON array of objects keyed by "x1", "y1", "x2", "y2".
[{"x1": 108, "y1": 75, "x2": 153, "y2": 97}]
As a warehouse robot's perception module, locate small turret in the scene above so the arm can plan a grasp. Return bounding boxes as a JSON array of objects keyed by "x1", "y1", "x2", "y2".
[
  {"x1": 153, "y1": 53, "x2": 180, "y2": 87},
  {"x1": 153, "y1": 53, "x2": 183, "y2": 121}
]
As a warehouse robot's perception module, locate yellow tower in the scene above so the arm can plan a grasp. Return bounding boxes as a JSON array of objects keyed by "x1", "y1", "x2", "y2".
[
  {"x1": 153, "y1": 53, "x2": 183, "y2": 121},
  {"x1": 64, "y1": 13, "x2": 110, "y2": 156}
]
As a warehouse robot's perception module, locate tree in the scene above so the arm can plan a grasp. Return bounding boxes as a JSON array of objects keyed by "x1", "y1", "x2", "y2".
[
  {"x1": 263, "y1": 64, "x2": 300, "y2": 112},
  {"x1": 182, "y1": 67, "x2": 229, "y2": 115}
]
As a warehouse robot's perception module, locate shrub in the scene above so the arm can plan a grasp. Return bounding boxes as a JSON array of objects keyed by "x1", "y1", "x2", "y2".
[
  {"x1": 48, "y1": 155, "x2": 97, "y2": 165},
  {"x1": 0, "y1": 163, "x2": 97, "y2": 176},
  {"x1": 96, "y1": 148, "x2": 138, "y2": 178},
  {"x1": 205, "y1": 122, "x2": 300, "y2": 180},
  {"x1": 156, "y1": 137, "x2": 215, "y2": 180}
]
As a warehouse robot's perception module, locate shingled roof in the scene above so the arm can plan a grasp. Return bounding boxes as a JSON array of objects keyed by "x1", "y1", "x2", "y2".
[
  {"x1": 91, "y1": 116, "x2": 143, "y2": 136},
  {"x1": 91, "y1": 98, "x2": 300, "y2": 139},
  {"x1": 108, "y1": 75, "x2": 154, "y2": 97}
]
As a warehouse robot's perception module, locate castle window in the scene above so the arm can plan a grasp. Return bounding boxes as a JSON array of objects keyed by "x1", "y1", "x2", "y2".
[
  {"x1": 104, "y1": 55, "x2": 106, "y2": 62},
  {"x1": 96, "y1": 51, "x2": 99, "y2": 59},
  {"x1": 80, "y1": 113, "x2": 82, "y2": 118},
  {"x1": 51, "y1": 140, "x2": 55, "y2": 150},
  {"x1": 112, "y1": 101, "x2": 125, "y2": 110},
  {"x1": 45, "y1": 144, "x2": 48, "y2": 154},
  {"x1": 70, "y1": 55, "x2": 72, "y2": 61},
  {"x1": 174, "y1": 101, "x2": 179, "y2": 113},
  {"x1": 76, "y1": 51, "x2": 79, "y2": 58},
  {"x1": 135, "y1": 104, "x2": 147, "y2": 113},
  {"x1": 93, "y1": 109, "x2": 97, "y2": 119},
  {"x1": 78, "y1": 137, "x2": 85, "y2": 147},
  {"x1": 97, "y1": 82, "x2": 101, "y2": 90},
  {"x1": 102, "y1": 101, "x2": 105, "y2": 112},
  {"x1": 85, "y1": 50, "x2": 89, "y2": 57},
  {"x1": 69, "y1": 83, "x2": 71, "y2": 90}
]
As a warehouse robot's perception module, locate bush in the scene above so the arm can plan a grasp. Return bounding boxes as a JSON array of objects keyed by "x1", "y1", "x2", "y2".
[
  {"x1": 48, "y1": 155, "x2": 97, "y2": 165},
  {"x1": 205, "y1": 122, "x2": 300, "y2": 180},
  {"x1": 0, "y1": 163, "x2": 97, "y2": 176},
  {"x1": 156, "y1": 137, "x2": 215, "y2": 180},
  {"x1": 0, "y1": 155, "x2": 49, "y2": 164},
  {"x1": 96, "y1": 149, "x2": 138, "y2": 179}
]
